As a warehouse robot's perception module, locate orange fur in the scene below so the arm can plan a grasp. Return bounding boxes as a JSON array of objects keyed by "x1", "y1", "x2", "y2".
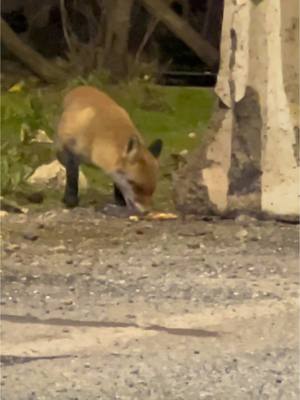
[{"x1": 56, "y1": 86, "x2": 162, "y2": 210}]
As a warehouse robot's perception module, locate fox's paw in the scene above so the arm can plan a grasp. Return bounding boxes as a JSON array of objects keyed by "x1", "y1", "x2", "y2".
[{"x1": 63, "y1": 194, "x2": 79, "y2": 208}]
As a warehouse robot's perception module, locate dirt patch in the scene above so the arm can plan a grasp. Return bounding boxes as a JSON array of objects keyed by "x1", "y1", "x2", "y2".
[{"x1": 1, "y1": 208, "x2": 299, "y2": 399}]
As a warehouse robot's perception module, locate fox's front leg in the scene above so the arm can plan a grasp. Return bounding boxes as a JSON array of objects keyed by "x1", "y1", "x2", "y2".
[
  {"x1": 113, "y1": 184, "x2": 126, "y2": 206},
  {"x1": 57, "y1": 148, "x2": 80, "y2": 208}
]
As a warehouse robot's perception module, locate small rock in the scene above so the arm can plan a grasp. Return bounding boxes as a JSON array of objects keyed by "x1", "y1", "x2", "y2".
[
  {"x1": 26, "y1": 192, "x2": 44, "y2": 204},
  {"x1": 179, "y1": 149, "x2": 189, "y2": 157},
  {"x1": 63, "y1": 299, "x2": 74, "y2": 306},
  {"x1": 28, "y1": 160, "x2": 88, "y2": 190},
  {"x1": 23, "y1": 231, "x2": 39, "y2": 241},
  {"x1": 187, "y1": 243, "x2": 200, "y2": 249},
  {"x1": 249, "y1": 233, "x2": 262, "y2": 241},
  {"x1": 0, "y1": 211, "x2": 8, "y2": 218},
  {"x1": 235, "y1": 214, "x2": 257, "y2": 224},
  {"x1": 235, "y1": 229, "x2": 248, "y2": 240},
  {"x1": 52, "y1": 244, "x2": 66, "y2": 252},
  {"x1": 188, "y1": 132, "x2": 197, "y2": 139},
  {"x1": 80, "y1": 259, "x2": 92, "y2": 267},
  {"x1": 30, "y1": 129, "x2": 53, "y2": 144}
]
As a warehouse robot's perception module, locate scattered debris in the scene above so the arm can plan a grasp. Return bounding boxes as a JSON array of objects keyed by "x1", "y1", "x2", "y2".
[{"x1": 129, "y1": 212, "x2": 178, "y2": 222}]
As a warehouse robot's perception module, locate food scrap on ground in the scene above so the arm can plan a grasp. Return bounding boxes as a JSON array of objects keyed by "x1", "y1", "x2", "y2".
[{"x1": 129, "y1": 212, "x2": 178, "y2": 222}]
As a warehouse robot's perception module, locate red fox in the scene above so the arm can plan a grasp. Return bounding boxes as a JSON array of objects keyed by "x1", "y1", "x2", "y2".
[{"x1": 56, "y1": 86, "x2": 163, "y2": 212}]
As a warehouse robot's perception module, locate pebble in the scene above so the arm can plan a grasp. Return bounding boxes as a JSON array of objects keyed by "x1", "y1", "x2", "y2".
[
  {"x1": 235, "y1": 229, "x2": 248, "y2": 240},
  {"x1": 250, "y1": 235, "x2": 261, "y2": 241},
  {"x1": 80, "y1": 260, "x2": 92, "y2": 267},
  {"x1": 235, "y1": 214, "x2": 258, "y2": 224},
  {"x1": 187, "y1": 243, "x2": 200, "y2": 249},
  {"x1": 63, "y1": 299, "x2": 74, "y2": 306},
  {"x1": 52, "y1": 245, "x2": 66, "y2": 252},
  {"x1": 23, "y1": 231, "x2": 39, "y2": 241},
  {"x1": 26, "y1": 192, "x2": 44, "y2": 204}
]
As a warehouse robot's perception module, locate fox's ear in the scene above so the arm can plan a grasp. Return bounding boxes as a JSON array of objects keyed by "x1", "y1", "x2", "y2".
[
  {"x1": 148, "y1": 139, "x2": 163, "y2": 158},
  {"x1": 125, "y1": 136, "x2": 140, "y2": 163}
]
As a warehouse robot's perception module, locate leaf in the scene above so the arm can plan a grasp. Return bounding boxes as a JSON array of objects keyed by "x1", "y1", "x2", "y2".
[{"x1": 8, "y1": 80, "x2": 25, "y2": 93}]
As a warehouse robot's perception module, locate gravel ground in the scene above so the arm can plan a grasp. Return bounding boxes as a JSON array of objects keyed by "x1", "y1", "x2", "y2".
[{"x1": 1, "y1": 207, "x2": 299, "y2": 400}]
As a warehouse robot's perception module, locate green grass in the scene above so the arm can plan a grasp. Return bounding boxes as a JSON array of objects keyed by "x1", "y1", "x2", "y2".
[
  {"x1": 1, "y1": 79, "x2": 215, "y2": 208},
  {"x1": 1, "y1": 90, "x2": 55, "y2": 195},
  {"x1": 115, "y1": 85, "x2": 214, "y2": 154}
]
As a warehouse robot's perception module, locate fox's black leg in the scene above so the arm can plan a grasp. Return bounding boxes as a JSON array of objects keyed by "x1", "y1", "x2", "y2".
[
  {"x1": 114, "y1": 184, "x2": 126, "y2": 206},
  {"x1": 57, "y1": 148, "x2": 79, "y2": 208}
]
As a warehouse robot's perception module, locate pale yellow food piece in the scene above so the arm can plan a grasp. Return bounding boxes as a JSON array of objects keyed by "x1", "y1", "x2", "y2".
[
  {"x1": 129, "y1": 212, "x2": 178, "y2": 221},
  {"x1": 129, "y1": 215, "x2": 140, "y2": 222},
  {"x1": 146, "y1": 212, "x2": 178, "y2": 220}
]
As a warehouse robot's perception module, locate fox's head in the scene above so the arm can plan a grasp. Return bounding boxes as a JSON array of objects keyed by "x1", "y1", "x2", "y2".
[{"x1": 113, "y1": 136, "x2": 163, "y2": 212}]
